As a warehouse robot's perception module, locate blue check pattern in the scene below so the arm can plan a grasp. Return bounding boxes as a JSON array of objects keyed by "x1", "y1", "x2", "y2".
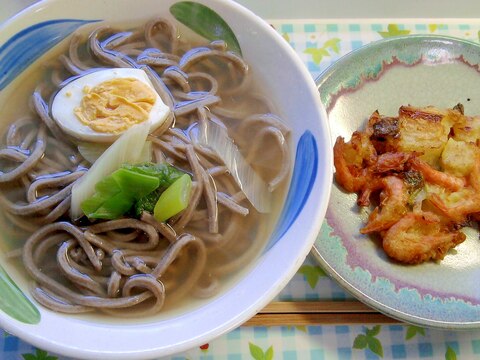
[{"x1": 3, "y1": 321, "x2": 480, "y2": 358}]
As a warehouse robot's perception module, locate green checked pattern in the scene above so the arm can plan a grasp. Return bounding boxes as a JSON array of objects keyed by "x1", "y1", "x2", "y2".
[{"x1": 2, "y1": 19, "x2": 480, "y2": 360}]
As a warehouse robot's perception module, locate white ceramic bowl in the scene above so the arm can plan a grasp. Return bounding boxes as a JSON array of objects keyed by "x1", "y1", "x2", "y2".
[{"x1": 0, "y1": 0, "x2": 332, "y2": 358}]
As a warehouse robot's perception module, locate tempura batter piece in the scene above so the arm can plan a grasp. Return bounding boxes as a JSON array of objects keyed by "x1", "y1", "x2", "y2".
[{"x1": 396, "y1": 105, "x2": 457, "y2": 166}]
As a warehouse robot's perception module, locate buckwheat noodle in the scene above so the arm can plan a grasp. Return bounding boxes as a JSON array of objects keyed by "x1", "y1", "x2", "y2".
[{"x1": 0, "y1": 18, "x2": 290, "y2": 315}]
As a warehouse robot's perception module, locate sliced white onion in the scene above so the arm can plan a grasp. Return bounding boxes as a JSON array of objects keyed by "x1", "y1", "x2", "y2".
[
  {"x1": 77, "y1": 142, "x2": 109, "y2": 164},
  {"x1": 192, "y1": 121, "x2": 271, "y2": 213},
  {"x1": 78, "y1": 140, "x2": 153, "y2": 164}
]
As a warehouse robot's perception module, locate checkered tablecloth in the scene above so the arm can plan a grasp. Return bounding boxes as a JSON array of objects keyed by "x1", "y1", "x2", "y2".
[{"x1": 2, "y1": 19, "x2": 480, "y2": 360}]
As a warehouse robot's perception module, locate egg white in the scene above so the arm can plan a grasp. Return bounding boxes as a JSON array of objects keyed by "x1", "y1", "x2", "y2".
[{"x1": 51, "y1": 68, "x2": 170, "y2": 142}]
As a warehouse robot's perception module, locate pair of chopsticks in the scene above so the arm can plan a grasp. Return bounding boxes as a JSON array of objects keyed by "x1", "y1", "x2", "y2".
[{"x1": 244, "y1": 301, "x2": 399, "y2": 326}]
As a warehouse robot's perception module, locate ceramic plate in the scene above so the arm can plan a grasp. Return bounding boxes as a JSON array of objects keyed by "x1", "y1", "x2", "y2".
[{"x1": 313, "y1": 35, "x2": 480, "y2": 329}]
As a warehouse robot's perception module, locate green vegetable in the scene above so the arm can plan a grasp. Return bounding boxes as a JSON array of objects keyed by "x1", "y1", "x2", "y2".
[
  {"x1": 81, "y1": 168, "x2": 159, "y2": 219},
  {"x1": 71, "y1": 121, "x2": 151, "y2": 220},
  {"x1": 112, "y1": 168, "x2": 160, "y2": 198},
  {"x1": 134, "y1": 188, "x2": 163, "y2": 217},
  {"x1": 154, "y1": 173, "x2": 192, "y2": 222},
  {"x1": 127, "y1": 162, "x2": 186, "y2": 217},
  {"x1": 0, "y1": 264, "x2": 40, "y2": 324},
  {"x1": 82, "y1": 162, "x2": 188, "y2": 220},
  {"x1": 170, "y1": 1, "x2": 242, "y2": 55},
  {"x1": 122, "y1": 162, "x2": 184, "y2": 187}
]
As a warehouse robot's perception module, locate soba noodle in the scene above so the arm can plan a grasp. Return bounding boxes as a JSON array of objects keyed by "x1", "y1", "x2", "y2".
[{"x1": 0, "y1": 18, "x2": 290, "y2": 316}]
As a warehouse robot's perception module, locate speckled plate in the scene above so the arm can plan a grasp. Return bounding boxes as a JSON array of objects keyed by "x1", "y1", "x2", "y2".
[{"x1": 313, "y1": 35, "x2": 480, "y2": 329}]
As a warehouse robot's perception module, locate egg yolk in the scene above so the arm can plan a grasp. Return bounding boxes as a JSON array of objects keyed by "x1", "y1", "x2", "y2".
[{"x1": 74, "y1": 78, "x2": 156, "y2": 133}]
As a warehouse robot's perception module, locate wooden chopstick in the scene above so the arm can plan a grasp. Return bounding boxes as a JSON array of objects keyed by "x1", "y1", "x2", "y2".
[
  {"x1": 244, "y1": 301, "x2": 400, "y2": 326},
  {"x1": 261, "y1": 301, "x2": 378, "y2": 313}
]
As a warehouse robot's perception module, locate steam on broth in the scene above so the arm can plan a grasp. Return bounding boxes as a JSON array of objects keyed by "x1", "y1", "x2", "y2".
[{"x1": 0, "y1": 18, "x2": 291, "y2": 316}]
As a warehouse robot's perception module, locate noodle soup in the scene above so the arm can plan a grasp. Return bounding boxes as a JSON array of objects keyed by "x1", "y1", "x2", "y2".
[{"x1": 0, "y1": 17, "x2": 290, "y2": 318}]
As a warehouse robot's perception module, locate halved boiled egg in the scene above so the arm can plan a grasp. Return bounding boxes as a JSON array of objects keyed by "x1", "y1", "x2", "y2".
[{"x1": 51, "y1": 68, "x2": 170, "y2": 142}]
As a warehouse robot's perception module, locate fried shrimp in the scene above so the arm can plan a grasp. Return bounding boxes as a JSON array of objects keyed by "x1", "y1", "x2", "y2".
[
  {"x1": 429, "y1": 191, "x2": 480, "y2": 223},
  {"x1": 468, "y1": 156, "x2": 480, "y2": 192},
  {"x1": 382, "y1": 212, "x2": 466, "y2": 264},
  {"x1": 360, "y1": 176, "x2": 408, "y2": 234},
  {"x1": 334, "y1": 104, "x2": 480, "y2": 265},
  {"x1": 410, "y1": 158, "x2": 465, "y2": 192},
  {"x1": 333, "y1": 133, "x2": 376, "y2": 193},
  {"x1": 374, "y1": 152, "x2": 414, "y2": 173}
]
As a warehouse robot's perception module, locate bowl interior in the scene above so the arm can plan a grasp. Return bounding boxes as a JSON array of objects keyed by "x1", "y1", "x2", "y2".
[{"x1": 0, "y1": 0, "x2": 332, "y2": 358}]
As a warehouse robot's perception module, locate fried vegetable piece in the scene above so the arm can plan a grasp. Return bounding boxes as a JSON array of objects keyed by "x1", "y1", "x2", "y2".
[
  {"x1": 396, "y1": 105, "x2": 458, "y2": 166},
  {"x1": 451, "y1": 114, "x2": 480, "y2": 143},
  {"x1": 441, "y1": 138, "x2": 480, "y2": 177}
]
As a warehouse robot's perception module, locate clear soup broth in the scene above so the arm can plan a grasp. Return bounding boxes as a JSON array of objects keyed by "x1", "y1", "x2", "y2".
[{"x1": 0, "y1": 17, "x2": 291, "y2": 321}]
